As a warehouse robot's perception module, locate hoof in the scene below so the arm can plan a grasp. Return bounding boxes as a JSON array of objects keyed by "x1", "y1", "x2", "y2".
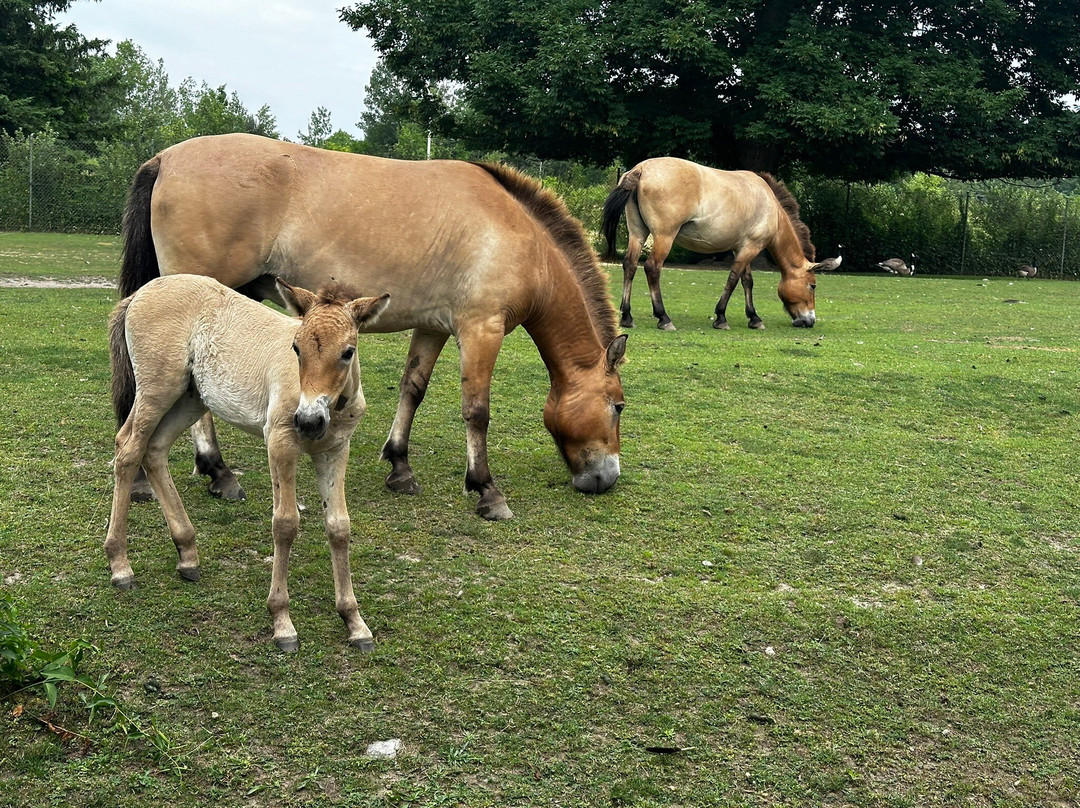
[
  {"x1": 620, "y1": 319, "x2": 635, "y2": 329},
  {"x1": 178, "y1": 567, "x2": 200, "y2": 583},
  {"x1": 385, "y1": 470, "x2": 421, "y2": 495},
  {"x1": 275, "y1": 636, "x2": 300, "y2": 653},
  {"x1": 111, "y1": 575, "x2": 135, "y2": 590},
  {"x1": 209, "y1": 477, "x2": 246, "y2": 501},
  {"x1": 477, "y1": 492, "x2": 514, "y2": 521},
  {"x1": 130, "y1": 482, "x2": 155, "y2": 503},
  {"x1": 713, "y1": 320, "x2": 730, "y2": 330},
  {"x1": 350, "y1": 637, "x2": 375, "y2": 653},
  {"x1": 658, "y1": 321, "x2": 676, "y2": 331},
  {"x1": 749, "y1": 321, "x2": 765, "y2": 330}
]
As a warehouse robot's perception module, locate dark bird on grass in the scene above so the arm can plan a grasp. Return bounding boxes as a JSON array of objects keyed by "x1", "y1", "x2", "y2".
[
  {"x1": 877, "y1": 254, "x2": 916, "y2": 277},
  {"x1": 1017, "y1": 263, "x2": 1038, "y2": 278}
]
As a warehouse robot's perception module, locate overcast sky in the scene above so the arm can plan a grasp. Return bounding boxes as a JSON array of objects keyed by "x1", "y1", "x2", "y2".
[{"x1": 57, "y1": 0, "x2": 380, "y2": 140}]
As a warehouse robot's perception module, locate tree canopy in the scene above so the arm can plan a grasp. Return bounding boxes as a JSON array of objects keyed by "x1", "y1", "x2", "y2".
[{"x1": 341, "y1": 0, "x2": 1080, "y2": 180}]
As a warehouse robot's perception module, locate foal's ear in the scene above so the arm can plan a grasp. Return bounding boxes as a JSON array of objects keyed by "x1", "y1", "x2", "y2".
[
  {"x1": 815, "y1": 255, "x2": 842, "y2": 272},
  {"x1": 605, "y1": 334, "x2": 628, "y2": 372},
  {"x1": 346, "y1": 293, "x2": 391, "y2": 327},
  {"x1": 276, "y1": 278, "x2": 319, "y2": 316}
]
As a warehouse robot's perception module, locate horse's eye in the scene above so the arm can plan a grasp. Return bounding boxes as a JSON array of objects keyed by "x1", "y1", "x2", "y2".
[
  {"x1": 292, "y1": 342, "x2": 300, "y2": 355},
  {"x1": 341, "y1": 346, "x2": 355, "y2": 362},
  {"x1": 809, "y1": 284, "x2": 816, "y2": 291},
  {"x1": 614, "y1": 402, "x2": 625, "y2": 415}
]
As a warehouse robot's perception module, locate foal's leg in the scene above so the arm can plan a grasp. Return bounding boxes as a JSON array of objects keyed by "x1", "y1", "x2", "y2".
[
  {"x1": 458, "y1": 320, "x2": 513, "y2": 520},
  {"x1": 381, "y1": 328, "x2": 449, "y2": 495},
  {"x1": 142, "y1": 399, "x2": 208, "y2": 582},
  {"x1": 191, "y1": 413, "x2": 246, "y2": 500},
  {"x1": 266, "y1": 432, "x2": 301, "y2": 651},
  {"x1": 643, "y1": 234, "x2": 676, "y2": 331},
  {"x1": 313, "y1": 443, "x2": 374, "y2": 651}
]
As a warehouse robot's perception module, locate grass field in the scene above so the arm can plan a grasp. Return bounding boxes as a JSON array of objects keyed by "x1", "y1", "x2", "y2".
[{"x1": 1, "y1": 233, "x2": 1078, "y2": 806}]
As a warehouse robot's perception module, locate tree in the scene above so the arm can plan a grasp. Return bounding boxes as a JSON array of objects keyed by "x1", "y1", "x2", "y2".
[
  {"x1": 298, "y1": 106, "x2": 333, "y2": 145},
  {"x1": 340, "y1": 0, "x2": 1080, "y2": 179},
  {"x1": 0, "y1": 0, "x2": 123, "y2": 141},
  {"x1": 356, "y1": 60, "x2": 422, "y2": 156}
]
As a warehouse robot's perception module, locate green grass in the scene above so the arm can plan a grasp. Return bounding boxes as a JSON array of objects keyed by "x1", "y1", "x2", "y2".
[
  {"x1": 0, "y1": 232, "x2": 120, "y2": 280},
  {"x1": 1, "y1": 244, "x2": 1078, "y2": 806}
]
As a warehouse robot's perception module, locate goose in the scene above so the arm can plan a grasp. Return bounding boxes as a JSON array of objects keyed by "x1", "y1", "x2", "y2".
[
  {"x1": 1017, "y1": 263, "x2": 1038, "y2": 278},
  {"x1": 877, "y1": 254, "x2": 916, "y2": 277}
]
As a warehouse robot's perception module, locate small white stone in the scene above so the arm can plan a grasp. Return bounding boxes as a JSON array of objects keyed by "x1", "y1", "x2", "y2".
[
  {"x1": 365, "y1": 739, "x2": 403, "y2": 760},
  {"x1": 765, "y1": 646, "x2": 776, "y2": 656},
  {"x1": 701, "y1": 560, "x2": 714, "y2": 567}
]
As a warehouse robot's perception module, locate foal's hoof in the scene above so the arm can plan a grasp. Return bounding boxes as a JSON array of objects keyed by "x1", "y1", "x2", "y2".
[
  {"x1": 178, "y1": 567, "x2": 200, "y2": 583},
  {"x1": 275, "y1": 636, "x2": 300, "y2": 653},
  {"x1": 350, "y1": 637, "x2": 375, "y2": 653},
  {"x1": 111, "y1": 575, "x2": 135, "y2": 591},
  {"x1": 658, "y1": 321, "x2": 676, "y2": 331},
  {"x1": 385, "y1": 470, "x2": 421, "y2": 495},
  {"x1": 477, "y1": 493, "x2": 514, "y2": 521},
  {"x1": 130, "y1": 480, "x2": 155, "y2": 503},
  {"x1": 713, "y1": 320, "x2": 730, "y2": 330},
  {"x1": 749, "y1": 321, "x2": 765, "y2": 330}
]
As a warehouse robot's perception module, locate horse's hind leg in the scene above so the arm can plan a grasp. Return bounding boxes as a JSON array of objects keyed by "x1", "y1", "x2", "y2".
[
  {"x1": 382, "y1": 328, "x2": 449, "y2": 495},
  {"x1": 143, "y1": 398, "x2": 208, "y2": 582},
  {"x1": 458, "y1": 319, "x2": 513, "y2": 520},
  {"x1": 619, "y1": 203, "x2": 648, "y2": 329},
  {"x1": 313, "y1": 443, "x2": 373, "y2": 651},
  {"x1": 191, "y1": 413, "x2": 246, "y2": 500},
  {"x1": 644, "y1": 234, "x2": 676, "y2": 330}
]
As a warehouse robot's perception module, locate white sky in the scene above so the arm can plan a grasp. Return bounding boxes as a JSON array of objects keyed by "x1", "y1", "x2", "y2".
[{"x1": 57, "y1": 0, "x2": 380, "y2": 140}]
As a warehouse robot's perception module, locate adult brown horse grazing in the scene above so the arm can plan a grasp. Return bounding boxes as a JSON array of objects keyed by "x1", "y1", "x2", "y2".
[
  {"x1": 601, "y1": 157, "x2": 841, "y2": 330},
  {"x1": 120, "y1": 133, "x2": 627, "y2": 520}
]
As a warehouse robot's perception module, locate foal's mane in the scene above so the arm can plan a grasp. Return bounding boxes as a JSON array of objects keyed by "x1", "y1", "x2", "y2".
[
  {"x1": 758, "y1": 173, "x2": 815, "y2": 262},
  {"x1": 471, "y1": 162, "x2": 620, "y2": 347}
]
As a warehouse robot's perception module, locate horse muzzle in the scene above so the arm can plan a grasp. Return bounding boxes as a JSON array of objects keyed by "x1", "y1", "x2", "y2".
[
  {"x1": 294, "y1": 395, "x2": 331, "y2": 441},
  {"x1": 791, "y1": 311, "x2": 816, "y2": 328},
  {"x1": 572, "y1": 454, "x2": 621, "y2": 494}
]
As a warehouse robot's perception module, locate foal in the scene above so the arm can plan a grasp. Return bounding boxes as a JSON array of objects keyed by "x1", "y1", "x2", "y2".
[{"x1": 106, "y1": 274, "x2": 389, "y2": 652}]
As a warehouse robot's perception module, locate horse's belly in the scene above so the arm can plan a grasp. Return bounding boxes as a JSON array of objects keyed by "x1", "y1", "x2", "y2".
[{"x1": 674, "y1": 222, "x2": 735, "y2": 254}]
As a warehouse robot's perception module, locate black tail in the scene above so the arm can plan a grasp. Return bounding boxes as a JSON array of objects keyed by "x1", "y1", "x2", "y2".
[
  {"x1": 109, "y1": 297, "x2": 136, "y2": 428},
  {"x1": 119, "y1": 156, "x2": 161, "y2": 298},
  {"x1": 600, "y1": 168, "x2": 641, "y2": 261}
]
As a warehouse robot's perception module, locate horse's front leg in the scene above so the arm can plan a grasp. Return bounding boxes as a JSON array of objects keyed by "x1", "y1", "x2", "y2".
[
  {"x1": 740, "y1": 268, "x2": 764, "y2": 329},
  {"x1": 191, "y1": 412, "x2": 246, "y2": 500},
  {"x1": 266, "y1": 433, "x2": 301, "y2": 651},
  {"x1": 381, "y1": 329, "x2": 449, "y2": 495},
  {"x1": 713, "y1": 268, "x2": 742, "y2": 330},
  {"x1": 458, "y1": 322, "x2": 512, "y2": 520},
  {"x1": 314, "y1": 443, "x2": 373, "y2": 651}
]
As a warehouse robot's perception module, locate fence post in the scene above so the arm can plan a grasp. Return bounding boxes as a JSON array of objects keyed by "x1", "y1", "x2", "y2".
[
  {"x1": 28, "y1": 133, "x2": 34, "y2": 230},
  {"x1": 843, "y1": 182, "x2": 851, "y2": 251},
  {"x1": 1061, "y1": 196, "x2": 1070, "y2": 279},
  {"x1": 959, "y1": 191, "x2": 970, "y2": 275}
]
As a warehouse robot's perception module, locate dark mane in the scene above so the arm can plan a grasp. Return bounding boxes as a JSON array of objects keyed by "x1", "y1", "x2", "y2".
[
  {"x1": 315, "y1": 283, "x2": 361, "y2": 306},
  {"x1": 758, "y1": 173, "x2": 815, "y2": 261},
  {"x1": 470, "y1": 162, "x2": 620, "y2": 347}
]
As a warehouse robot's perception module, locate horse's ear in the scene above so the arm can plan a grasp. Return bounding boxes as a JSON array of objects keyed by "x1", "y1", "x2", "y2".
[
  {"x1": 815, "y1": 255, "x2": 842, "y2": 272},
  {"x1": 276, "y1": 278, "x2": 319, "y2": 316},
  {"x1": 346, "y1": 293, "x2": 391, "y2": 328},
  {"x1": 605, "y1": 334, "x2": 628, "y2": 371}
]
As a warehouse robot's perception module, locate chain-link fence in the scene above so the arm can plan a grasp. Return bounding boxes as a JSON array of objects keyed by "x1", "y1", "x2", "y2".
[{"x1": 2, "y1": 130, "x2": 1077, "y2": 278}]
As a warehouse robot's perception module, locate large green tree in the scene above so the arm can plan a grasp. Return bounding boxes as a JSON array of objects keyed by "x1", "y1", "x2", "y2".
[
  {"x1": 0, "y1": 0, "x2": 122, "y2": 141},
  {"x1": 341, "y1": 0, "x2": 1080, "y2": 179}
]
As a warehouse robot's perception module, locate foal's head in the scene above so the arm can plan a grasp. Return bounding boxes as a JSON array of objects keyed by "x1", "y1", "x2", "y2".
[
  {"x1": 544, "y1": 334, "x2": 627, "y2": 494},
  {"x1": 277, "y1": 280, "x2": 390, "y2": 441}
]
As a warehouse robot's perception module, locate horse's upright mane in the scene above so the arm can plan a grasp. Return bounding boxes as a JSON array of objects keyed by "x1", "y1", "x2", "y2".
[
  {"x1": 471, "y1": 162, "x2": 620, "y2": 346},
  {"x1": 758, "y1": 173, "x2": 815, "y2": 261},
  {"x1": 315, "y1": 283, "x2": 360, "y2": 306}
]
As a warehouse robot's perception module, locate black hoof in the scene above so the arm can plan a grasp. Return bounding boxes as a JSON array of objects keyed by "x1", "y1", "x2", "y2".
[
  {"x1": 749, "y1": 321, "x2": 765, "y2": 330},
  {"x1": 658, "y1": 321, "x2": 676, "y2": 331},
  {"x1": 130, "y1": 483, "x2": 155, "y2": 503},
  {"x1": 275, "y1": 636, "x2": 300, "y2": 653},
  {"x1": 350, "y1": 637, "x2": 375, "y2": 653},
  {"x1": 112, "y1": 575, "x2": 135, "y2": 590},
  {"x1": 385, "y1": 470, "x2": 421, "y2": 495},
  {"x1": 620, "y1": 319, "x2": 635, "y2": 329},
  {"x1": 209, "y1": 477, "x2": 246, "y2": 501},
  {"x1": 477, "y1": 493, "x2": 514, "y2": 521},
  {"x1": 713, "y1": 320, "x2": 730, "y2": 330},
  {"x1": 178, "y1": 567, "x2": 200, "y2": 582}
]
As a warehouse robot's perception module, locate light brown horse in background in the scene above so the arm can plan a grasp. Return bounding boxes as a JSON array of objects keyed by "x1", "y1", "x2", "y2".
[
  {"x1": 602, "y1": 157, "x2": 841, "y2": 330},
  {"x1": 107, "y1": 274, "x2": 389, "y2": 652},
  {"x1": 120, "y1": 133, "x2": 627, "y2": 521}
]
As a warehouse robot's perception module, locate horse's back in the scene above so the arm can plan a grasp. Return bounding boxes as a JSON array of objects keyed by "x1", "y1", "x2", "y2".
[{"x1": 149, "y1": 135, "x2": 550, "y2": 333}]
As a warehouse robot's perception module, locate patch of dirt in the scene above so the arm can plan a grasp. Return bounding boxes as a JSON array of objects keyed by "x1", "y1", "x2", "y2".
[{"x1": 0, "y1": 275, "x2": 113, "y2": 289}]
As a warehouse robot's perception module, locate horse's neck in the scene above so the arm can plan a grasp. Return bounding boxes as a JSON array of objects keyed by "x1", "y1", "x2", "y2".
[
  {"x1": 767, "y1": 213, "x2": 810, "y2": 275},
  {"x1": 525, "y1": 285, "x2": 604, "y2": 388}
]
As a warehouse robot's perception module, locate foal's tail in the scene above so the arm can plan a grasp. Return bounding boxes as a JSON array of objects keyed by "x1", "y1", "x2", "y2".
[
  {"x1": 109, "y1": 296, "x2": 136, "y2": 428},
  {"x1": 119, "y1": 156, "x2": 162, "y2": 298},
  {"x1": 600, "y1": 167, "x2": 641, "y2": 261}
]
